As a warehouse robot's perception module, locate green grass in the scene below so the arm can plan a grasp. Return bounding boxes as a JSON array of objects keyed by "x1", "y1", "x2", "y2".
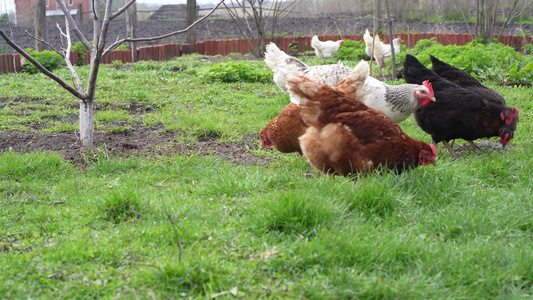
[{"x1": 1, "y1": 52, "x2": 533, "y2": 298}]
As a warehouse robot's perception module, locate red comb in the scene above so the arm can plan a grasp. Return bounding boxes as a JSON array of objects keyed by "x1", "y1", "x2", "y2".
[
  {"x1": 422, "y1": 80, "x2": 434, "y2": 96},
  {"x1": 501, "y1": 108, "x2": 519, "y2": 125},
  {"x1": 430, "y1": 144, "x2": 437, "y2": 157}
]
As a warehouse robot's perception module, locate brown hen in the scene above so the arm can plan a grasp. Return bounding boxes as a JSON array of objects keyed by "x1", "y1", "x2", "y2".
[
  {"x1": 288, "y1": 60, "x2": 437, "y2": 176},
  {"x1": 259, "y1": 103, "x2": 308, "y2": 154}
]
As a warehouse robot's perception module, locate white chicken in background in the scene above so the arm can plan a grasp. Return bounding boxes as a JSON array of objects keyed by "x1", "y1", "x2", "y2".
[
  {"x1": 310, "y1": 35, "x2": 344, "y2": 64},
  {"x1": 264, "y1": 42, "x2": 352, "y2": 92},
  {"x1": 363, "y1": 29, "x2": 401, "y2": 77}
]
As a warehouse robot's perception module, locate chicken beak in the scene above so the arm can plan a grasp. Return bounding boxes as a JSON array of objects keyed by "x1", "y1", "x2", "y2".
[
  {"x1": 430, "y1": 160, "x2": 436, "y2": 166},
  {"x1": 429, "y1": 96, "x2": 436, "y2": 102}
]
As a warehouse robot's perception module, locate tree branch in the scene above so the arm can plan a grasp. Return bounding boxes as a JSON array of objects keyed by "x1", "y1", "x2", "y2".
[
  {"x1": 0, "y1": 29, "x2": 87, "y2": 100},
  {"x1": 24, "y1": 30, "x2": 63, "y2": 54},
  {"x1": 102, "y1": 36, "x2": 127, "y2": 57},
  {"x1": 110, "y1": 0, "x2": 136, "y2": 21},
  {"x1": 92, "y1": 0, "x2": 99, "y2": 20},
  {"x1": 102, "y1": 0, "x2": 225, "y2": 57},
  {"x1": 498, "y1": 0, "x2": 533, "y2": 39},
  {"x1": 98, "y1": 0, "x2": 114, "y2": 48},
  {"x1": 58, "y1": 20, "x2": 85, "y2": 92},
  {"x1": 56, "y1": 0, "x2": 91, "y2": 51},
  {"x1": 131, "y1": 0, "x2": 224, "y2": 42}
]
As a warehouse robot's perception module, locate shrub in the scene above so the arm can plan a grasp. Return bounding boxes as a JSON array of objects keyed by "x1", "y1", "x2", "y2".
[
  {"x1": 333, "y1": 39, "x2": 370, "y2": 61},
  {"x1": 289, "y1": 40, "x2": 299, "y2": 56},
  {"x1": 396, "y1": 38, "x2": 533, "y2": 85},
  {"x1": 203, "y1": 60, "x2": 271, "y2": 83},
  {"x1": 22, "y1": 48, "x2": 65, "y2": 74}
]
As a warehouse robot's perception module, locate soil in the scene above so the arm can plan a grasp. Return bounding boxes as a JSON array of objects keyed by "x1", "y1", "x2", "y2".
[{"x1": 0, "y1": 127, "x2": 273, "y2": 167}]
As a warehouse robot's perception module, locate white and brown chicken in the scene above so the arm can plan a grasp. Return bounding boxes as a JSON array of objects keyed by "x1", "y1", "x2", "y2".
[{"x1": 264, "y1": 42, "x2": 435, "y2": 123}]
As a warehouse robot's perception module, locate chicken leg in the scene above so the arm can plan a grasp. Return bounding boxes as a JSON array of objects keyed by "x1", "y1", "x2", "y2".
[{"x1": 442, "y1": 140, "x2": 459, "y2": 159}]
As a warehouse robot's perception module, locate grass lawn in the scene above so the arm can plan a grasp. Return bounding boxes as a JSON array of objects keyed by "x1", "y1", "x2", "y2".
[{"x1": 1, "y1": 52, "x2": 532, "y2": 299}]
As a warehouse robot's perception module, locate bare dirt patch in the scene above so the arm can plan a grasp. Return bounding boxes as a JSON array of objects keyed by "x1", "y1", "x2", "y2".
[{"x1": 0, "y1": 128, "x2": 272, "y2": 167}]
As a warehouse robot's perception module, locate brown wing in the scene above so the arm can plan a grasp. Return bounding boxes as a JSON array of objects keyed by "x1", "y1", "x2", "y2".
[
  {"x1": 312, "y1": 90, "x2": 402, "y2": 143},
  {"x1": 333, "y1": 109, "x2": 403, "y2": 143}
]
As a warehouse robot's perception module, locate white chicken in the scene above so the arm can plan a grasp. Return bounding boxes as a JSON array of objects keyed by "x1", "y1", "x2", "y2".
[
  {"x1": 311, "y1": 35, "x2": 345, "y2": 64},
  {"x1": 360, "y1": 74, "x2": 436, "y2": 123},
  {"x1": 264, "y1": 42, "x2": 352, "y2": 92},
  {"x1": 363, "y1": 29, "x2": 401, "y2": 77}
]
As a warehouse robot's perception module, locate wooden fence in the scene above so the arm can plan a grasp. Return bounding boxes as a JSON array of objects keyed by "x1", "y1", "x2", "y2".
[{"x1": 0, "y1": 33, "x2": 531, "y2": 74}]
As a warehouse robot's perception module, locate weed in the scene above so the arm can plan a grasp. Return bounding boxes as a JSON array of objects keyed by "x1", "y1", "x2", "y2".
[
  {"x1": 100, "y1": 187, "x2": 147, "y2": 223},
  {"x1": 111, "y1": 60, "x2": 124, "y2": 69}
]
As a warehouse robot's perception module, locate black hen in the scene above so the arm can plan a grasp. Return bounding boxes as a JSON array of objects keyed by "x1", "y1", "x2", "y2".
[
  {"x1": 429, "y1": 55, "x2": 509, "y2": 149},
  {"x1": 429, "y1": 55, "x2": 506, "y2": 106},
  {"x1": 403, "y1": 54, "x2": 519, "y2": 158}
]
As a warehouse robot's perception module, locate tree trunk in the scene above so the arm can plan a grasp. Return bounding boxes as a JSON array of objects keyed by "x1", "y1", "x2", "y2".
[
  {"x1": 186, "y1": 0, "x2": 197, "y2": 45},
  {"x1": 34, "y1": 0, "x2": 48, "y2": 51},
  {"x1": 79, "y1": 98, "x2": 94, "y2": 148},
  {"x1": 475, "y1": 0, "x2": 501, "y2": 43},
  {"x1": 376, "y1": 0, "x2": 382, "y2": 31},
  {"x1": 126, "y1": 3, "x2": 137, "y2": 62},
  {"x1": 76, "y1": 3, "x2": 83, "y2": 23}
]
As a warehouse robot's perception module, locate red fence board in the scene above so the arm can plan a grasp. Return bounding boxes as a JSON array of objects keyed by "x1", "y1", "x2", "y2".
[{"x1": 0, "y1": 53, "x2": 22, "y2": 74}]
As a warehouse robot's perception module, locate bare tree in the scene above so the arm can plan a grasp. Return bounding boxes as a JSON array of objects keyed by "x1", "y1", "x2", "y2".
[
  {"x1": 0, "y1": 0, "x2": 225, "y2": 149},
  {"x1": 497, "y1": 0, "x2": 533, "y2": 39},
  {"x1": 223, "y1": 0, "x2": 302, "y2": 58},
  {"x1": 34, "y1": 0, "x2": 48, "y2": 51},
  {"x1": 475, "y1": 0, "x2": 499, "y2": 42}
]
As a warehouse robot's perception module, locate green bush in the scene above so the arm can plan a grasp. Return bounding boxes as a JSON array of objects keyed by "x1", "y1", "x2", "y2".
[
  {"x1": 71, "y1": 41, "x2": 88, "y2": 52},
  {"x1": 203, "y1": 60, "x2": 271, "y2": 83},
  {"x1": 22, "y1": 48, "x2": 65, "y2": 74},
  {"x1": 333, "y1": 39, "x2": 370, "y2": 61},
  {"x1": 396, "y1": 38, "x2": 533, "y2": 85}
]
